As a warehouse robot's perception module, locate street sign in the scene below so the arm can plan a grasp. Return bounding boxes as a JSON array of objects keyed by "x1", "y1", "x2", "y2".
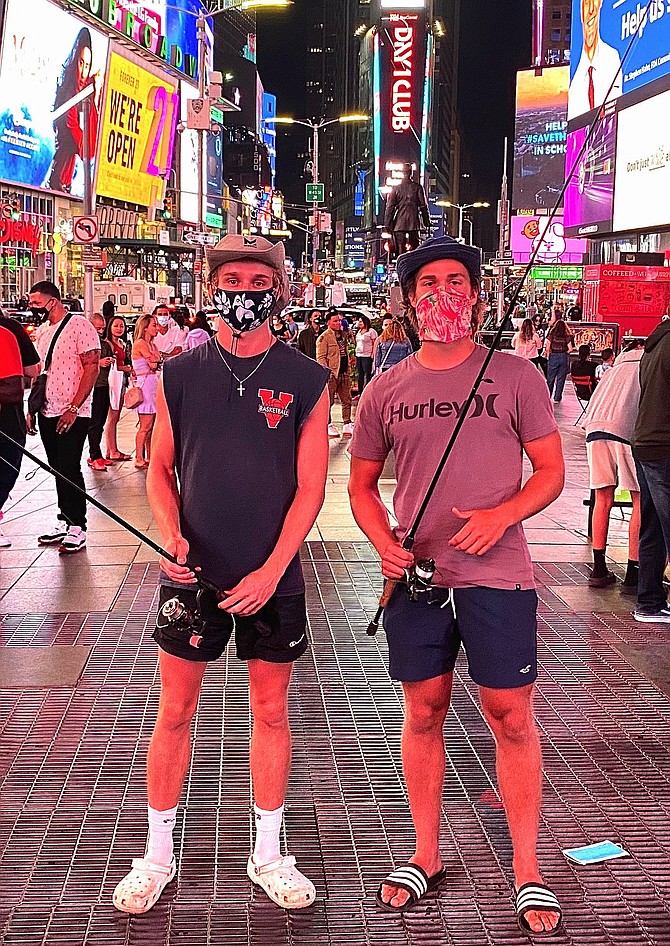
[
  {"x1": 80, "y1": 247, "x2": 107, "y2": 269},
  {"x1": 183, "y1": 230, "x2": 219, "y2": 247},
  {"x1": 72, "y1": 215, "x2": 100, "y2": 245},
  {"x1": 491, "y1": 256, "x2": 515, "y2": 267},
  {"x1": 306, "y1": 183, "x2": 324, "y2": 203},
  {"x1": 531, "y1": 265, "x2": 583, "y2": 281}
]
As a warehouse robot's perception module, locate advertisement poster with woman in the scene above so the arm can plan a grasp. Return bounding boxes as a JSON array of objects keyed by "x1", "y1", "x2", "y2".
[{"x1": 0, "y1": 0, "x2": 109, "y2": 197}]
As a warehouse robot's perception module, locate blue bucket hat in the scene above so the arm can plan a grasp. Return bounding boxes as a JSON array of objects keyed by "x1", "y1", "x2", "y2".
[{"x1": 396, "y1": 236, "x2": 482, "y2": 298}]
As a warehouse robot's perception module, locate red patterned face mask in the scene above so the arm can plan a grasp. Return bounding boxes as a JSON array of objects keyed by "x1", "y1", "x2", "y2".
[{"x1": 416, "y1": 288, "x2": 474, "y2": 343}]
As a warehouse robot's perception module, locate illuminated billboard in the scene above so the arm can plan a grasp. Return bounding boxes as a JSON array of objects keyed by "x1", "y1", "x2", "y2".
[
  {"x1": 95, "y1": 46, "x2": 179, "y2": 207},
  {"x1": 62, "y1": 0, "x2": 212, "y2": 82},
  {"x1": 0, "y1": 0, "x2": 109, "y2": 197},
  {"x1": 373, "y1": 11, "x2": 432, "y2": 214},
  {"x1": 180, "y1": 82, "x2": 207, "y2": 224},
  {"x1": 511, "y1": 215, "x2": 587, "y2": 264},
  {"x1": 613, "y1": 88, "x2": 670, "y2": 233},
  {"x1": 564, "y1": 108, "x2": 617, "y2": 236},
  {"x1": 568, "y1": 0, "x2": 670, "y2": 122},
  {"x1": 513, "y1": 67, "x2": 569, "y2": 211}
]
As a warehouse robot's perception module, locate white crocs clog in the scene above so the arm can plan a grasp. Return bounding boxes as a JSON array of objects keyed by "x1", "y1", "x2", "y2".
[
  {"x1": 112, "y1": 856, "x2": 176, "y2": 914},
  {"x1": 247, "y1": 854, "x2": 316, "y2": 909}
]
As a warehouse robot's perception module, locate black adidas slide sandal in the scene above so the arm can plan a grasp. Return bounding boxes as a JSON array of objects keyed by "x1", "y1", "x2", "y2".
[
  {"x1": 375, "y1": 863, "x2": 446, "y2": 913},
  {"x1": 515, "y1": 882, "x2": 563, "y2": 937}
]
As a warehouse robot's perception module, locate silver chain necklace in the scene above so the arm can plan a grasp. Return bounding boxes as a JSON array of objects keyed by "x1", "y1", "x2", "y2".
[{"x1": 214, "y1": 338, "x2": 273, "y2": 396}]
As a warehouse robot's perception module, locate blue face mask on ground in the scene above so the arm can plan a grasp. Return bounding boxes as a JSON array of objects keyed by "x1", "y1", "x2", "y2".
[{"x1": 213, "y1": 288, "x2": 276, "y2": 334}]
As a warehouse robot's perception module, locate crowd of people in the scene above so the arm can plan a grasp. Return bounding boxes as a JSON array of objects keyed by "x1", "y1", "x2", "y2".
[
  {"x1": 2, "y1": 233, "x2": 670, "y2": 938},
  {"x1": 0, "y1": 290, "x2": 218, "y2": 550}
]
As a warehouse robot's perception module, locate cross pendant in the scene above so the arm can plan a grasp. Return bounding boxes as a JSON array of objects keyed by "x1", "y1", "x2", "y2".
[{"x1": 237, "y1": 382, "x2": 245, "y2": 397}]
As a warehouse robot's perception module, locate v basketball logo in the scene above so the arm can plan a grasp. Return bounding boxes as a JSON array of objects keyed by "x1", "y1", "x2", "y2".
[{"x1": 258, "y1": 389, "x2": 294, "y2": 429}]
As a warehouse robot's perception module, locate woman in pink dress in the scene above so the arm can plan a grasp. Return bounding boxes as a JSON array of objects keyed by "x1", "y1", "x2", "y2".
[{"x1": 131, "y1": 314, "x2": 162, "y2": 470}]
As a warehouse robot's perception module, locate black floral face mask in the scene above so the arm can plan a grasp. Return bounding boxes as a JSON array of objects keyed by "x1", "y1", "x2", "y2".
[{"x1": 212, "y1": 288, "x2": 276, "y2": 334}]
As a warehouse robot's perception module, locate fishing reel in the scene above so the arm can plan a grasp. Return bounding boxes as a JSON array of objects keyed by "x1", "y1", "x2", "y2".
[
  {"x1": 157, "y1": 589, "x2": 206, "y2": 649},
  {"x1": 406, "y1": 558, "x2": 436, "y2": 602}
]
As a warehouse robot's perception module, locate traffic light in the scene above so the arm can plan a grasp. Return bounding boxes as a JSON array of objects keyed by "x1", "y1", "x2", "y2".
[{"x1": 162, "y1": 195, "x2": 173, "y2": 220}]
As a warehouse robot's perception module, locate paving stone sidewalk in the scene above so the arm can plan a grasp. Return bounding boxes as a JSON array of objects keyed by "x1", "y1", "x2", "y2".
[{"x1": 1, "y1": 388, "x2": 669, "y2": 945}]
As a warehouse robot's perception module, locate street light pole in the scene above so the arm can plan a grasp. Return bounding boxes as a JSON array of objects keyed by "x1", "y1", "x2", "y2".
[
  {"x1": 195, "y1": 12, "x2": 207, "y2": 312},
  {"x1": 496, "y1": 137, "x2": 510, "y2": 326},
  {"x1": 267, "y1": 114, "x2": 368, "y2": 278},
  {"x1": 312, "y1": 123, "x2": 320, "y2": 279},
  {"x1": 82, "y1": 94, "x2": 94, "y2": 318},
  {"x1": 435, "y1": 199, "x2": 489, "y2": 243}
]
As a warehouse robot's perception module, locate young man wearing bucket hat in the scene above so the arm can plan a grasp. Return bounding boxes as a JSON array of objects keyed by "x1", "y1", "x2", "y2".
[
  {"x1": 113, "y1": 235, "x2": 330, "y2": 914},
  {"x1": 348, "y1": 237, "x2": 565, "y2": 935}
]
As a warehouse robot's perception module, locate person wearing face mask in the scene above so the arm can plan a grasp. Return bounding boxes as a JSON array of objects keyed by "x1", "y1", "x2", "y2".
[
  {"x1": 113, "y1": 235, "x2": 330, "y2": 917},
  {"x1": 348, "y1": 237, "x2": 565, "y2": 935},
  {"x1": 86, "y1": 313, "x2": 115, "y2": 472},
  {"x1": 27, "y1": 281, "x2": 100, "y2": 553},
  {"x1": 153, "y1": 305, "x2": 186, "y2": 360}
]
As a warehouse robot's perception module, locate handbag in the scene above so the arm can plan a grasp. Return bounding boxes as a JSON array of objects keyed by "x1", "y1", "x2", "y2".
[
  {"x1": 374, "y1": 341, "x2": 395, "y2": 377},
  {"x1": 27, "y1": 314, "x2": 73, "y2": 416},
  {"x1": 123, "y1": 381, "x2": 144, "y2": 410}
]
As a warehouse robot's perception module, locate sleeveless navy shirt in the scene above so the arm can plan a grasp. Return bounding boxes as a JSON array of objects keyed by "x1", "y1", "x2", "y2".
[{"x1": 163, "y1": 338, "x2": 329, "y2": 596}]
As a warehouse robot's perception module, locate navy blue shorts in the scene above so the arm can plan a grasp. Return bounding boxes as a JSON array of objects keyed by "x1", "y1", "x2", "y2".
[
  {"x1": 153, "y1": 585, "x2": 309, "y2": 664},
  {"x1": 383, "y1": 585, "x2": 538, "y2": 688}
]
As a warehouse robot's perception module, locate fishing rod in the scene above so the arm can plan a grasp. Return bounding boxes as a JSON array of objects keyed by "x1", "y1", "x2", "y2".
[
  {"x1": 0, "y1": 430, "x2": 221, "y2": 599},
  {"x1": 366, "y1": 4, "x2": 653, "y2": 635}
]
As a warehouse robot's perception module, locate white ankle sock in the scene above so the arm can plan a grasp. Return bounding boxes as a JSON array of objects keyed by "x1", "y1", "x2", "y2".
[
  {"x1": 253, "y1": 803, "x2": 283, "y2": 865},
  {"x1": 146, "y1": 804, "x2": 177, "y2": 866}
]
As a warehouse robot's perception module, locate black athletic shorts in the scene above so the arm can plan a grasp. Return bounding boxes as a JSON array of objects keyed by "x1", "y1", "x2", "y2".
[
  {"x1": 153, "y1": 585, "x2": 309, "y2": 664},
  {"x1": 383, "y1": 584, "x2": 538, "y2": 688}
]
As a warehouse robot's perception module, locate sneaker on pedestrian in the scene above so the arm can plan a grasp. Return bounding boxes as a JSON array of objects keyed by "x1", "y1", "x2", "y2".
[
  {"x1": 328, "y1": 424, "x2": 341, "y2": 438},
  {"x1": 38, "y1": 521, "x2": 69, "y2": 545},
  {"x1": 58, "y1": 526, "x2": 87, "y2": 554},
  {"x1": 87, "y1": 458, "x2": 108, "y2": 472},
  {"x1": 0, "y1": 528, "x2": 11, "y2": 548},
  {"x1": 587, "y1": 569, "x2": 617, "y2": 588},
  {"x1": 342, "y1": 423, "x2": 354, "y2": 438},
  {"x1": 633, "y1": 607, "x2": 670, "y2": 623},
  {"x1": 619, "y1": 582, "x2": 638, "y2": 597}
]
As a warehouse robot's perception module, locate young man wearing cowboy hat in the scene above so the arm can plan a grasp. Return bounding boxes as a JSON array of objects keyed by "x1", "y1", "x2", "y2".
[{"x1": 113, "y1": 235, "x2": 330, "y2": 914}]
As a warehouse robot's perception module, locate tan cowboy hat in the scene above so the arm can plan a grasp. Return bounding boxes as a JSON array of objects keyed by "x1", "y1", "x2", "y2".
[{"x1": 206, "y1": 234, "x2": 290, "y2": 316}]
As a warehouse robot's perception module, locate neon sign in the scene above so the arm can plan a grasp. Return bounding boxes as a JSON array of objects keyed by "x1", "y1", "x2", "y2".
[
  {"x1": 391, "y1": 23, "x2": 415, "y2": 132},
  {"x1": 0, "y1": 219, "x2": 43, "y2": 250},
  {"x1": 374, "y1": 12, "x2": 430, "y2": 212},
  {"x1": 63, "y1": 0, "x2": 209, "y2": 80}
]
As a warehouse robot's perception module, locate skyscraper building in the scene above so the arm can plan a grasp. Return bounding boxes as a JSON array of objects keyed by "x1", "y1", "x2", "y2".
[
  {"x1": 430, "y1": 0, "x2": 461, "y2": 202},
  {"x1": 532, "y1": 0, "x2": 572, "y2": 66}
]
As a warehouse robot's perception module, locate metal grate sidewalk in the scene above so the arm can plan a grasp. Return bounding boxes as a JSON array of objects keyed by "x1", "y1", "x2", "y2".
[{"x1": 1, "y1": 542, "x2": 670, "y2": 944}]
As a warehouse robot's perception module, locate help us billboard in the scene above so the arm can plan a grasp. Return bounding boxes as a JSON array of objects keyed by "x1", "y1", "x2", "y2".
[
  {"x1": 95, "y1": 46, "x2": 179, "y2": 206},
  {"x1": 513, "y1": 67, "x2": 569, "y2": 211},
  {"x1": 569, "y1": 0, "x2": 670, "y2": 121},
  {"x1": 0, "y1": 0, "x2": 109, "y2": 197},
  {"x1": 511, "y1": 215, "x2": 587, "y2": 264}
]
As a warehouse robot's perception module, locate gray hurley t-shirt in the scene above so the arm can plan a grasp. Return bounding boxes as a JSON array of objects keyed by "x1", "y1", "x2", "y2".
[
  {"x1": 163, "y1": 338, "x2": 329, "y2": 596},
  {"x1": 349, "y1": 347, "x2": 558, "y2": 591}
]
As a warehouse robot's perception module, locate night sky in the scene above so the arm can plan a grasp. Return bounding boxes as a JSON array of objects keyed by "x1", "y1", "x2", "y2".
[{"x1": 257, "y1": 0, "x2": 533, "y2": 241}]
